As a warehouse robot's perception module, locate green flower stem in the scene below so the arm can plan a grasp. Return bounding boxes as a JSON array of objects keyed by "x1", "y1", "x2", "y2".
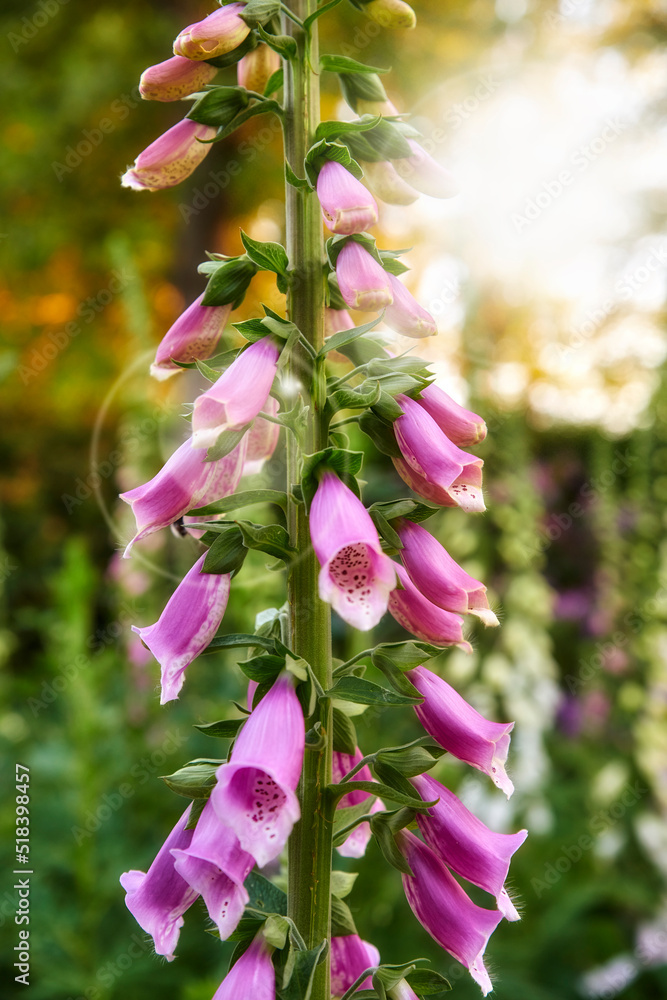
[{"x1": 282, "y1": 3, "x2": 333, "y2": 996}]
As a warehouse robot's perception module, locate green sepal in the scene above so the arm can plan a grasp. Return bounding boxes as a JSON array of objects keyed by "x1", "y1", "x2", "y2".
[
  {"x1": 370, "y1": 390, "x2": 405, "y2": 422},
  {"x1": 331, "y1": 895, "x2": 358, "y2": 937},
  {"x1": 339, "y1": 72, "x2": 389, "y2": 111},
  {"x1": 204, "y1": 632, "x2": 279, "y2": 653},
  {"x1": 263, "y1": 914, "x2": 290, "y2": 950},
  {"x1": 320, "y1": 54, "x2": 390, "y2": 76},
  {"x1": 263, "y1": 67, "x2": 284, "y2": 96},
  {"x1": 330, "y1": 871, "x2": 358, "y2": 899},
  {"x1": 318, "y1": 315, "x2": 381, "y2": 357},
  {"x1": 239, "y1": 0, "x2": 282, "y2": 28},
  {"x1": 213, "y1": 99, "x2": 283, "y2": 142},
  {"x1": 203, "y1": 525, "x2": 248, "y2": 574},
  {"x1": 370, "y1": 639, "x2": 443, "y2": 668},
  {"x1": 300, "y1": 447, "x2": 364, "y2": 509},
  {"x1": 187, "y1": 86, "x2": 249, "y2": 128},
  {"x1": 204, "y1": 31, "x2": 257, "y2": 69},
  {"x1": 201, "y1": 255, "x2": 258, "y2": 308},
  {"x1": 358, "y1": 411, "x2": 401, "y2": 457},
  {"x1": 236, "y1": 520, "x2": 296, "y2": 563},
  {"x1": 332, "y1": 799, "x2": 378, "y2": 845},
  {"x1": 194, "y1": 356, "x2": 226, "y2": 382},
  {"x1": 336, "y1": 332, "x2": 389, "y2": 366},
  {"x1": 371, "y1": 653, "x2": 425, "y2": 703},
  {"x1": 372, "y1": 961, "x2": 427, "y2": 1000},
  {"x1": 160, "y1": 759, "x2": 223, "y2": 798},
  {"x1": 194, "y1": 717, "x2": 246, "y2": 739},
  {"x1": 241, "y1": 229, "x2": 289, "y2": 277},
  {"x1": 277, "y1": 941, "x2": 327, "y2": 1000},
  {"x1": 327, "y1": 675, "x2": 421, "y2": 707},
  {"x1": 326, "y1": 231, "x2": 383, "y2": 270},
  {"x1": 344, "y1": 119, "x2": 413, "y2": 162},
  {"x1": 285, "y1": 161, "x2": 310, "y2": 190},
  {"x1": 370, "y1": 811, "x2": 415, "y2": 876},
  {"x1": 170, "y1": 347, "x2": 239, "y2": 373},
  {"x1": 378, "y1": 251, "x2": 410, "y2": 277},
  {"x1": 244, "y1": 871, "x2": 288, "y2": 915},
  {"x1": 364, "y1": 355, "x2": 431, "y2": 379},
  {"x1": 304, "y1": 138, "x2": 364, "y2": 187},
  {"x1": 239, "y1": 652, "x2": 285, "y2": 683},
  {"x1": 369, "y1": 507, "x2": 402, "y2": 550},
  {"x1": 367, "y1": 498, "x2": 439, "y2": 524},
  {"x1": 184, "y1": 796, "x2": 207, "y2": 830},
  {"x1": 257, "y1": 25, "x2": 297, "y2": 59},
  {"x1": 332, "y1": 707, "x2": 358, "y2": 754},
  {"x1": 315, "y1": 114, "x2": 383, "y2": 143},
  {"x1": 205, "y1": 424, "x2": 251, "y2": 463},
  {"x1": 375, "y1": 743, "x2": 441, "y2": 776},
  {"x1": 189, "y1": 488, "x2": 288, "y2": 516},
  {"x1": 405, "y1": 969, "x2": 452, "y2": 995},
  {"x1": 372, "y1": 760, "x2": 423, "y2": 801},
  {"x1": 327, "y1": 379, "x2": 381, "y2": 415},
  {"x1": 329, "y1": 780, "x2": 431, "y2": 813}
]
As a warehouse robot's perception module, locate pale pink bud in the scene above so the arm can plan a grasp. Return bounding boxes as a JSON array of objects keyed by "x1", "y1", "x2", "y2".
[
  {"x1": 192, "y1": 336, "x2": 280, "y2": 450},
  {"x1": 384, "y1": 274, "x2": 436, "y2": 338},
  {"x1": 332, "y1": 747, "x2": 385, "y2": 859},
  {"x1": 243, "y1": 396, "x2": 280, "y2": 476},
  {"x1": 237, "y1": 43, "x2": 281, "y2": 93},
  {"x1": 336, "y1": 242, "x2": 393, "y2": 311},
  {"x1": 310, "y1": 472, "x2": 397, "y2": 630},
  {"x1": 173, "y1": 4, "x2": 251, "y2": 61},
  {"x1": 317, "y1": 161, "x2": 378, "y2": 236},
  {"x1": 393, "y1": 139, "x2": 459, "y2": 198},
  {"x1": 388, "y1": 563, "x2": 471, "y2": 651},
  {"x1": 397, "y1": 830, "x2": 502, "y2": 996},
  {"x1": 412, "y1": 773, "x2": 527, "y2": 920},
  {"x1": 132, "y1": 553, "x2": 231, "y2": 704},
  {"x1": 393, "y1": 395, "x2": 485, "y2": 512},
  {"x1": 397, "y1": 519, "x2": 498, "y2": 626},
  {"x1": 325, "y1": 308, "x2": 355, "y2": 337},
  {"x1": 408, "y1": 665, "x2": 515, "y2": 796},
  {"x1": 417, "y1": 383, "x2": 487, "y2": 446},
  {"x1": 150, "y1": 292, "x2": 231, "y2": 380},
  {"x1": 360, "y1": 159, "x2": 419, "y2": 206},
  {"x1": 331, "y1": 935, "x2": 380, "y2": 997},
  {"x1": 139, "y1": 55, "x2": 218, "y2": 102},
  {"x1": 121, "y1": 119, "x2": 216, "y2": 192},
  {"x1": 212, "y1": 934, "x2": 275, "y2": 1000},
  {"x1": 120, "y1": 435, "x2": 246, "y2": 555}
]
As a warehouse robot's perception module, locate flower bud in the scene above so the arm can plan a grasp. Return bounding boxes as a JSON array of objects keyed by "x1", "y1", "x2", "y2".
[
  {"x1": 384, "y1": 274, "x2": 437, "y2": 338},
  {"x1": 150, "y1": 293, "x2": 231, "y2": 380},
  {"x1": 417, "y1": 383, "x2": 487, "y2": 446},
  {"x1": 237, "y1": 43, "x2": 281, "y2": 94},
  {"x1": 173, "y1": 4, "x2": 250, "y2": 61},
  {"x1": 360, "y1": 159, "x2": 419, "y2": 206},
  {"x1": 336, "y1": 242, "x2": 393, "y2": 311},
  {"x1": 121, "y1": 119, "x2": 216, "y2": 192},
  {"x1": 364, "y1": 0, "x2": 416, "y2": 29},
  {"x1": 139, "y1": 56, "x2": 217, "y2": 102},
  {"x1": 393, "y1": 139, "x2": 459, "y2": 199},
  {"x1": 317, "y1": 161, "x2": 378, "y2": 236}
]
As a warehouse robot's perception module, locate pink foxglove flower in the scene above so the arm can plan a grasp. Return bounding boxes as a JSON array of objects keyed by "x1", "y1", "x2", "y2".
[
  {"x1": 397, "y1": 830, "x2": 502, "y2": 996},
  {"x1": 171, "y1": 797, "x2": 254, "y2": 939},
  {"x1": 392, "y1": 140, "x2": 458, "y2": 199},
  {"x1": 121, "y1": 119, "x2": 216, "y2": 192},
  {"x1": 120, "y1": 435, "x2": 246, "y2": 555},
  {"x1": 237, "y1": 43, "x2": 281, "y2": 94},
  {"x1": 192, "y1": 337, "x2": 280, "y2": 450},
  {"x1": 333, "y1": 748, "x2": 385, "y2": 859},
  {"x1": 317, "y1": 161, "x2": 379, "y2": 236},
  {"x1": 325, "y1": 308, "x2": 355, "y2": 337},
  {"x1": 132, "y1": 553, "x2": 231, "y2": 704},
  {"x1": 360, "y1": 159, "x2": 419, "y2": 206},
  {"x1": 397, "y1": 519, "x2": 498, "y2": 626},
  {"x1": 408, "y1": 665, "x2": 515, "y2": 797},
  {"x1": 384, "y1": 274, "x2": 437, "y2": 339},
  {"x1": 393, "y1": 394, "x2": 485, "y2": 513},
  {"x1": 388, "y1": 563, "x2": 471, "y2": 650},
  {"x1": 120, "y1": 805, "x2": 199, "y2": 961},
  {"x1": 173, "y1": 4, "x2": 251, "y2": 61},
  {"x1": 212, "y1": 934, "x2": 275, "y2": 1000},
  {"x1": 243, "y1": 396, "x2": 280, "y2": 476},
  {"x1": 211, "y1": 673, "x2": 304, "y2": 867},
  {"x1": 412, "y1": 773, "x2": 526, "y2": 921},
  {"x1": 139, "y1": 55, "x2": 217, "y2": 102},
  {"x1": 336, "y1": 242, "x2": 393, "y2": 311},
  {"x1": 310, "y1": 471, "x2": 397, "y2": 630},
  {"x1": 331, "y1": 935, "x2": 380, "y2": 997},
  {"x1": 417, "y1": 383, "x2": 487, "y2": 447},
  {"x1": 150, "y1": 293, "x2": 231, "y2": 380},
  {"x1": 388, "y1": 981, "x2": 421, "y2": 1000}
]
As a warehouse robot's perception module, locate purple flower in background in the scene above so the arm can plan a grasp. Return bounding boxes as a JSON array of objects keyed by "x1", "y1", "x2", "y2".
[
  {"x1": 412, "y1": 773, "x2": 526, "y2": 920},
  {"x1": 121, "y1": 119, "x2": 216, "y2": 192},
  {"x1": 360, "y1": 159, "x2": 420, "y2": 206},
  {"x1": 212, "y1": 933, "x2": 275, "y2": 1000},
  {"x1": 192, "y1": 337, "x2": 280, "y2": 450},
  {"x1": 398, "y1": 830, "x2": 502, "y2": 996},
  {"x1": 173, "y1": 4, "x2": 251, "y2": 61},
  {"x1": 310, "y1": 471, "x2": 397, "y2": 630},
  {"x1": 325, "y1": 308, "x2": 356, "y2": 338},
  {"x1": 331, "y1": 934, "x2": 380, "y2": 997},
  {"x1": 392, "y1": 140, "x2": 459, "y2": 199},
  {"x1": 417, "y1": 383, "x2": 487, "y2": 447},
  {"x1": 132, "y1": 553, "x2": 231, "y2": 704},
  {"x1": 388, "y1": 563, "x2": 471, "y2": 650},
  {"x1": 332, "y1": 748, "x2": 385, "y2": 859},
  {"x1": 139, "y1": 55, "x2": 217, "y2": 102},
  {"x1": 243, "y1": 396, "x2": 280, "y2": 476},
  {"x1": 120, "y1": 435, "x2": 246, "y2": 555},
  {"x1": 150, "y1": 293, "x2": 231, "y2": 380},
  {"x1": 317, "y1": 161, "x2": 379, "y2": 235},
  {"x1": 211, "y1": 674, "x2": 304, "y2": 867},
  {"x1": 336, "y1": 242, "x2": 393, "y2": 311},
  {"x1": 171, "y1": 797, "x2": 254, "y2": 940},
  {"x1": 408, "y1": 665, "x2": 515, "y2": 797},
  {"x1": 120, "y1": 805, "x2": 198, "y2": 960},
  {"x1": 384, "y1": 274, "x2": 437, "y2": 339}
]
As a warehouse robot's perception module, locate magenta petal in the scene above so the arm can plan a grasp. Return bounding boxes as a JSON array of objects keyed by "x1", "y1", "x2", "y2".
[
  {"x1": 333, "y1": 748, "x2": 385, "y2": 859},
  {"x1": 121, "y1": 119, "x2": 217, "y2": 192},
  {"x1": 317, "y1": 161, "x2": 378, "y2": 235},
  {"x1": 151, "y1": 292, "x2": 231, "y2": 380},
  {"x1": 139, "y1": 55, "x2": 218, "y2": 102},
  {"x1": 399, "y1": 831, "x2": 502, "y2": 996},
  {"x1": 120, "y1": 806, "x2": 198, "y2": 961},
  {"x1": 336, "y1": 242, "x2": 393, "y2": 311},
  {"x1": 173, "y1": 4, "x2": 251, "y2": 61},
  {"x1": 212, "y1": 934, "x2": 275, "y2": 1000},
  {"x1": 417, "y1": 384, "x2": 487, "y2": 446},
  {"x1": 409, "y1": 666, "x2": 515, "y2": 796},
  {"x1": 331, "y1": 935, "x2": 380, "y2": 996},
  {"x1": 388, "y1": 563, "x2": 470, "y2": 650}
]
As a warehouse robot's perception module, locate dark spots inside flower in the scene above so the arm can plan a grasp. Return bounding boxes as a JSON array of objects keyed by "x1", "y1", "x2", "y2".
[
  {"x1": 246, "y1": 772, "x2": 286, "y2": 832},
  {"x1": 329, "y1": 543, "x2": 376, "y2": 617}
]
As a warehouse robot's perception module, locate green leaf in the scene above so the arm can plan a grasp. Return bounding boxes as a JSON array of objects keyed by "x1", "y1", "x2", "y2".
[
  {"x1": 339, "y1": 72, "x2": 389, "y2": 111},
  {"x1": 318, "y1": 315, "x2": 382, "y2": 357},
  {"x1": 373, "y1": 962, "x2": 425, "y2": 998},
  {"x1": 372, "y1": 760, "x2": 423, "y2": 800},
  {"x1": 300, "y1": 447, "x2": 364, "y2": 509},
  {"x1": 371, "y1": 389, "x2": 405, "y2": 422},
  {"x1": 201, "y1": 256, "x2": 257, "y2": 308},
  {"x1": 285, "y1": 161, "x2": 310, "y2": 190},
  {"x1": 205, "y1": 424, "x2": 251, "y2": 463},
  {"x1": 213, "y1": 99, "x2": 283, "y2": 142},
  {"x1": 244, "y1": 871, "x2": 287, "y2": 915},
  {"x1": 205, "y1": 632, "x2": 278, "y2": 653},
  {"x1": 330, "y1": 871, "x2": 358, "y2": 899},
  {"x1": 371, "y1": 640, "x2": 443, "y2": 669},
  {"x1": 241, "y1": 230, "x2": 289, "y2": 276},
  {"x1": 203, "y1": 526, "x2": 248, "y2": 575},
  {"x1": 327, "y1": 676, "x2": 422, "y2": 707},
  {"x1": 379, "y1": 252, "x2": 410, "y2": 277},
  {"x1": 184, "y1": 795, "x2": 207, "y2": 830},
  {"x1": 303, "y1": 0, "x2": 346, "y2": 29},
  {"x1": 161, "y1": 759, "x2": 223, "y2": 798},
  {"x1": 370, "y1": 812, "x2": 414, "y2": 876},
  {"x1": 367, "y1": 499, "x2": 438, "y2": 524},
  {"x1": 331, "y1": 895, "x2": 358, "y2": 937},
  {"x1": 239, "y1": 0, "x2": 281, "y2": 28},
  {"x1": 333, "y1": 799, "x2": 378, "y2": 845},
  {"x1": 278, "y1": 942, "x2": 327, "y2": 1000},
  {"x1": 406, "y1": 969, "x2": 452, "y2": 995},
  {"x1": 371, "y1": 654, "x2": 425, "y2": 704},
  {"x1": 315, "y1": 114, "x2": 383, "y2": 143},
  {"x1": 369, "y1": 509, "x2": 402, "y2": 550},
  {"x1": 327, "y1": 380, "x2": 381, "y2": 415},
  {"x1": 345, "y1": 119, "x2": 413, "y2": 162},
  {"x1": 264, "y1": 67, "x2": 284, "y2": 96},
  {"x1": 358, "y1": 410, "x2": 401, "y2": 457},
  {"x1": 187, "y1": 86, "x2": 249, "y2": 128},
  {"x1": 194, "y1": 717, "x2": 246, "y2": 739},
  {"x1": 239, "y1": 652, "x2": 285, "y2": 683},
  {"x1": 189, "y1": 489, "x2": 288, "y2": 516},
  {"x1": 263, "y1": 914, "x2": 290, "y2": 950},
  {"x1": 257, "y1": 25, "x2": 297, "y2": 59},
  {"x1": 336, "y1": 333, "x2": 389, "y2": 366},
  {"x1": 332, "y1": 707, "x2": 358, "y2": 755},
  {"x1": 329, "y1": 780, "x2": 432, "y2": 811},
  {"x1": 236, "y1": 520, "x2": 296, "y2": 562},
  {"x1": 320, "y1": 54, "x2": 390, "y2": 75}
]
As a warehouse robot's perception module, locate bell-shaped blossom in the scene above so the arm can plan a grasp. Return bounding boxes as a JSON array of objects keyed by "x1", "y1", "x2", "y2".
[
  {"x1": 192, "y1": 337, "x2": 280, "y2": 450},
  {"x1": 150, "y1": 293, "x2": 231, "y2": 380},
  {"x1": 171, "y1": 797, "x2": 254, "y2": 939},
  {"x1": 237, "y1": 43, "x2": 281, "y2": 94},
  {"x1": 211, "y1": 673, "x2": 304, "y2": 867},
  {"x1": 388, "y1": 563, "x2": 471, "y2": 651},
  {"x1": 212, "y1": 934, "x2": 275, "y2": 1000},
  {"x1": 139, "y1": 55, "x2": 218, "y2": 102},
  {"x1": 243, "y1": 396, "x2": 280, "y2": 476},
  {"x1": 310, "y1": 471, "x2": 396, "y2": 630},
  {"x1": 393, "y1": 394, "x2": 485, "y2": 513},
  {"x1": 120, "y1": 806, "x2": 199, "y2": 961},
  {"x1": 325, "y1": 308, "x2": 355, "y2": 338},
  {"x1": 173, "y1": 4, "x2": 251, "y2": 61},
  {"x1": 120, "y1": 435, "x2": 246, "y2": 555},
  {"x1": 317, "y1": 161, "x2": 379, "y2": 236},
  {"x1": 384, "y1": 274, "x2": 436, "y2": 339},
  {"x1": 417, "y1": 384, "x2": 486, "y2": 447},
  {"x1": 388, "y1": 980, "x2": 421, "y2": 1000},
  {"x1": 392, "y1": 140, "x2": 458, "y2": 199},
  {"x1": 360, "y1": 159, "x2": 419, "y2": 206},
  {"x1": 121, "y1": 119, "x2": 216, "y2": 192},
  {"x1": 397, "y1": 520, "x2": 498, "y2": 626},
  {"x1": 412, "y1": 773, "x2": 526, "y2": 921},
  {"x1": 333, "y1": 748, "x2": 385, "y2": 859},
  {"x1": 398, "y1": 830, "x2": 502, "y2": 996},
  {"x1": 364, "y1": 0, "x2": 417, "y2": 29},
  {"x1": 336, "y1": 242, "x2": 393, "y2": 311},
  {"x1": 132, "y1": 553, "x2": 231, "y2": 704},
  {"x1": 408, "y1": 665, "x2": 515, "y2": 797},
  {"x1": 331, "y1": 935, "x2": 380, "y2": 997}
]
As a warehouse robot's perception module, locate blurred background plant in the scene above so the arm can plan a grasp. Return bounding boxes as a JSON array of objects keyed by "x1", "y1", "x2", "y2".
[{"x1": 2, "y1": 0, "x2": 667, "y2": 998}]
